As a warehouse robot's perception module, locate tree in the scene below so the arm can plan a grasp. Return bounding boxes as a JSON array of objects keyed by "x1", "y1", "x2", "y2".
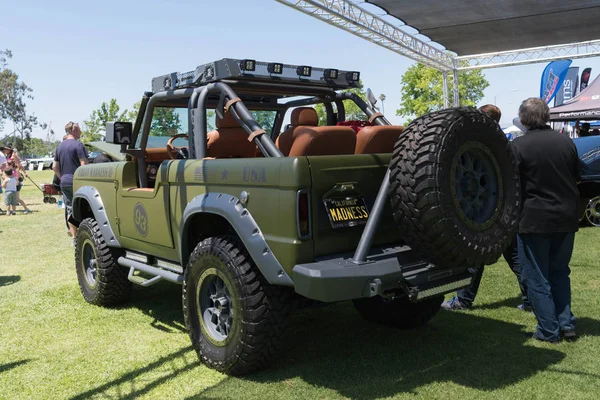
[
  {"x1": 149, "y1": 107, "x2": 181, "y2": 136},
  {"x1": 82, "y1": 98, "x2": 129, "y2": 143},
  {"x1": 314, "y1": 80, "x2": 368, "y2": 125},
  {"x1": 0, "y1": 49, "x2": 43, "y2": 140},
  {"x1": 252, "y1": 111, "x2": 276, "y2": 132},
  {"x1": 396, "y1": 63, "x2": 489, "y2": 122}
]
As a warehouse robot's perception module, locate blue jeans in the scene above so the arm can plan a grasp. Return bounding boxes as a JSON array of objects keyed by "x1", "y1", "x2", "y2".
[
  {"x1": 457, "y1": 236, "x2": 529, "y2": 308},
  {"x1": 518, "y1": 232, "x2": 576, "y2": 342}
]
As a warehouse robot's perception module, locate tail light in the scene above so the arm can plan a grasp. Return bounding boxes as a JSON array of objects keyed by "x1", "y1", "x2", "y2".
[{"x1": 297, "y1": 190, "x2": 311, "y2": 239}]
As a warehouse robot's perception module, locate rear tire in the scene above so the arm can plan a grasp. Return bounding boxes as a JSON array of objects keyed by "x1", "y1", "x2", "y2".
[
  {"x1": 389, "y1": 107, "x2": 520, "y2": 269},
  {"x1": 75, "y1": 218, "x2": 132, "y2": 306},
  {"x1": 183, "y1": 235, "x2": 289, "y2": 376},
  {"x1": 353, "y1": 295, "x2": 443, "y2": 329}
]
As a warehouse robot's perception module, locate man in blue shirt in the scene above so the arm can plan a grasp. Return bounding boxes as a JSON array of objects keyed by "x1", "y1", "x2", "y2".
[{"x1": 53, "y1": 122, "x2": 88, "y2": 244}]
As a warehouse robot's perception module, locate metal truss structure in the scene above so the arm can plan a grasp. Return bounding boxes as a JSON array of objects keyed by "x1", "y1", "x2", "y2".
[
  {"x1": 273, "y1": 0, "x2": 454, "y2": 72},
  {"x1": 457, "y1": 40, "x2": 600, "y2": 71},
  {"x1": 275, "y1": 0, "x2": 600, "y2": 107}
]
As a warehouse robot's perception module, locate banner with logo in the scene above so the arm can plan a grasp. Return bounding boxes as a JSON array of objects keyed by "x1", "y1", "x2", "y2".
[
  {"x1": 540, "y1": 59, "x2": 572, "y2": 104},
  {"x1": 554, "y1": 67, "x2": 579, "y2": 106},
  {"x1": 580, "y1": 67, "x2": 592, "y2": 92}
]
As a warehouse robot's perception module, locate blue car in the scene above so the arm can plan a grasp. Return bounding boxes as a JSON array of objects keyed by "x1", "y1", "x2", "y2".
[{"x1": 574, "y1": 136, "x2": 600, "y2": 227}]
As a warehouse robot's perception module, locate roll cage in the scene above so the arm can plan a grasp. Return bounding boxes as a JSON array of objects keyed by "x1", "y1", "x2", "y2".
[{"x1": 122, "y1": 58, "x2": 394, "y2": 264}]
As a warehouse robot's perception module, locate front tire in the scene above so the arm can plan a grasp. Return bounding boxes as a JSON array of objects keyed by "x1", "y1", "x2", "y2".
[
  {"x1": 183, "y1": 236, "x2": 288, "y2": 376},
  {"x1": 75, "y1": 218, "x2": 132, "y2": 306},
  {"x1": 353, "y1": 295, "x2": 443, "y2": 329}
]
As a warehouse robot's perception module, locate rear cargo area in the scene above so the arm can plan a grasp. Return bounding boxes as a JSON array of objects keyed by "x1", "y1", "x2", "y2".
[{"x1": 306, "y1": 154, "x2": 403, "y2": 257}]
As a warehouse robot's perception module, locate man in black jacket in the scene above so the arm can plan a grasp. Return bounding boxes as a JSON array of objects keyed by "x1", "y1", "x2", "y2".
[{"x1": 512, "y1": 97, "x2": 581, "y2": 343}]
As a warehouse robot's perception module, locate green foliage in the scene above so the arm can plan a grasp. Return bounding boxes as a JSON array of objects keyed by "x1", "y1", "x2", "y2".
[
  {"x1": 127, "y1": 100, "x2": 141, "y2": 124},
  {"x1": 315, "y1": 80, "x2": 368, "y2": 125},
  {"x1": 0, "y1": 49, "x2": 42, "y2": 139},
  {"x1": 396, "y1": 63, "x2": 489, "y2": 120},
  {"x1": 82, "y1": 98, "x2": 130, "y2": 143},
  {"x1": 21, "y1": 137, "x2": 59, "y2": 157},
  {"x1": 251, "y1": 111, "x2": 276, "y2": 133},
  {"x1": 150, "y1": 107, "x2": 182, "y2": 136}
]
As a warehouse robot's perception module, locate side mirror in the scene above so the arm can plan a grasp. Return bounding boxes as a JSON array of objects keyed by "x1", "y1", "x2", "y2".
[
  {"x1": 105, "y1": 122, "x2": 132, "y2": 145},
  {"x1": 366, "y1": 88, "x2": 379, "y2": 111}
]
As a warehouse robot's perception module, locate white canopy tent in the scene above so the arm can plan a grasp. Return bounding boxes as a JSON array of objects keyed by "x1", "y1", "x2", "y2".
[{"x1": 275, "y1": 0, "x2": 600, "y2": 107}]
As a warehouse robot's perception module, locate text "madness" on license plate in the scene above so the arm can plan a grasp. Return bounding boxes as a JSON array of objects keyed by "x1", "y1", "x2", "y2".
[{"x1": 324, "y1": 197, "x2": 369, "y2": 228}]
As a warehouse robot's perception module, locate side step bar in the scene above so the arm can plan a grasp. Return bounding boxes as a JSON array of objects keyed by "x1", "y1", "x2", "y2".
[{"x1": 117, "y1": 256, "x2": 184, "y2": 286}]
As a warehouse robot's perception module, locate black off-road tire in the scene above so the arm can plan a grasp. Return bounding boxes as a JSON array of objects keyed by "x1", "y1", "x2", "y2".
[
  {"x1": 75, "y1": 218, "x2": 132, "y2": 306},
  {"x1": 183, "y1": 235, "x2": 289, "y2": 376},
  {"x1": 353, "y1": 295, "x2": 443, "y2": 329},
  {"x1": 389, "y1": 107, "x2": 520, "y2": 269}
]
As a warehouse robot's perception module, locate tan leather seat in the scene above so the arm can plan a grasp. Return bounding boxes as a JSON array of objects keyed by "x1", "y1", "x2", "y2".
[
  {"x1": 277, "y1": 107, "x2": 356, "y2": 156},
  {"x1": 206, "y1": 111, "x2": 257, "y2": 158},
  {"x1": 276, "y1": 107, "x2": 319, "y2": 156},
  {"x1": 289, "y1": 126, "x2": 356, "y2": 156},
  {"x1": 355, "y1": 126, "x2": 403, "y2": 154}
]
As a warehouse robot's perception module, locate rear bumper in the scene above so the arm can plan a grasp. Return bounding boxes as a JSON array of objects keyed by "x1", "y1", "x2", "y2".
[{"x1": 292, "y1": 246, "x2": 472, "y2": 302}]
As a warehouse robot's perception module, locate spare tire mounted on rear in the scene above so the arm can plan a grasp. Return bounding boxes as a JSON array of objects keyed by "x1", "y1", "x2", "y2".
[{"x1": 388, "y1": 107, "x2": 520, "y2": 269}]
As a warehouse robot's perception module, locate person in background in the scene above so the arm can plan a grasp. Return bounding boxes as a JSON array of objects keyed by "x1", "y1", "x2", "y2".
[
  {"x1": 2, "y1": 167, "x2": 18, "y2": 215},
  {"x1": 0, "y1": 144, "x2": 6, "y2": 214},
  {"x1": 513, "y1": 98, "x2": 581, "y2": 343},
  {"x1": 6, "y1": 160, "x2": 31, "y2": 213},
  {"x1": 2, "y1": 144, "x2": 32, "y2": 213},
  {"x1": 591, "y1": 129, "x2": 600, "y2": 136},
  {"x1": 442, "y1": 104, "x2": 530, "y2": 311},
  {"x1": 575, "y1": 121, "x2": 591, "y2": 137},
  {"x1": 52, "y1": 122, "x2": 88, "y2": 245}
]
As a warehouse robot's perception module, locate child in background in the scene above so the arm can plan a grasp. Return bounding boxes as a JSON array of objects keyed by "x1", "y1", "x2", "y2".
[
  {"x1": 7, "y1": 160, "x2": 31, "y2": 213},
  {"x1": 2, "y1": 168, "x2": 18, "y2": 215}
]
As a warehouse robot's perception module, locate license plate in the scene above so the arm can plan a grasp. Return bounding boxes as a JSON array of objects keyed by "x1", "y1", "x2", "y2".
[{"x1": 323, "y1": 196, "x2": 369, "y2": 229}]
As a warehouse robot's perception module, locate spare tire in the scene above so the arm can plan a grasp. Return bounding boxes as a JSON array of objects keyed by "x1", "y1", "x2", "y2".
[{"x1": 389, "y1": 107, "x2": 520, "y2": 269}]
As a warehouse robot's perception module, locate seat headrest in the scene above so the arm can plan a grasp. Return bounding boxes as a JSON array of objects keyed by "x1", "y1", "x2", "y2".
[
  {"x1": 216, "y1": 111, "x2": 241, "y2": 129},
  {"x1": 291, "y1": 107, "x2": 318, "y2": 126}
]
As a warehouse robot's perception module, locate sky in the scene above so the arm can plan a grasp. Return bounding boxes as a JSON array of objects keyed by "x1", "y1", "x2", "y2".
[{"x1": 3, "y1": 0, "x2": 600, "y2": 141}]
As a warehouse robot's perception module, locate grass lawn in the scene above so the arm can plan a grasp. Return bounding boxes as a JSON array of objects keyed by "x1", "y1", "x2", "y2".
[{"x1": 1, "y1": 170, "x2": 600, "y2": 399}]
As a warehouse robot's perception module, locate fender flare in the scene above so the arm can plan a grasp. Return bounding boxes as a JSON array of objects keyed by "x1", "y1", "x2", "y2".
[
  {"x1": 73, "y1": 186, "x2": 121, "y2": 248},
  {"x1": 180, "y1": 193, "x2": 293, "y2": 286}
]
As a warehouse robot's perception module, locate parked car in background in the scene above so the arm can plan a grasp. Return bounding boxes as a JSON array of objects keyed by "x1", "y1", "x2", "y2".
[
  {"x1": 26, "y1": 156, "x2": 54, "y2": 170},
  {"x1": 575, "y1": 136, "x2": 600, "y2": 227}
]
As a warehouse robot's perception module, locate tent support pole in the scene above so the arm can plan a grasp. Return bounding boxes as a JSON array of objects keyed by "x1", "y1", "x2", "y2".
[
  {"x1": 452, "y1": 61, "x2": 460, "y2": 107},
  {"x1": 442, "y1": 72, "x2": 449, "y2": 108}
]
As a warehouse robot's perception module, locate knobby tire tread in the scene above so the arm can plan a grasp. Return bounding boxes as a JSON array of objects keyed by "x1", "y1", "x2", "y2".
[
  {"x1": 389, "y1": 107, "x2": 520, "y2": 268},
  {"x1": 76, "y1": 218, "x2": 131, "y2": 306},
  {"x1": 183, "y1": 235, "x2": 290, "y2": 376}
]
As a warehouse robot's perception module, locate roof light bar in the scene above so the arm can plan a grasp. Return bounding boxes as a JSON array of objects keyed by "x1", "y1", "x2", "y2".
[
  {"x1": 240, "y1": 59, "x2": 256, "y2": 71},
  {"x1": 346, "y1": 71, "x2": 360, "y2": 82},
  {"x1": 324, "y1": 68, "x2": 339, "y2": 80},
  {"x1": 267, "y1": 62, "x2": 284, "y2": 74},
  {"x1": 151, "y1": 58, "x2": 361, "y2": 93},
  {"x1": 296, "y1": 65, "x2": 312, "y2": 77}
]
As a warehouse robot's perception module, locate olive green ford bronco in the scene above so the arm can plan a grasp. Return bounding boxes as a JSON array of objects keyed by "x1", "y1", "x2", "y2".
[{"x1": 71, "y1": 58, "x2": 520, "y2": 375}]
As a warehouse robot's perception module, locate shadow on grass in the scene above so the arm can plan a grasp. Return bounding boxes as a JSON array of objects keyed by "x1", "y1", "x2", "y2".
[
  {"x1": 69, "y1": 346, "x2": 198, "y2": 400},
  {"x1": 126, "y1": 281, "x2": 187, "y2": 334},
  {"x1": 475, "y1": 295, "x2": 523, "y2": 311},
  {"x1": 0, "y1": 359, "x2": 31, "y2": 374},
  {"x1": 197, "y1": 304, "x2": 572, "y2": 400},
  {"x1": 0, "y1": 275, "x2": 20, "y2": 287}
]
